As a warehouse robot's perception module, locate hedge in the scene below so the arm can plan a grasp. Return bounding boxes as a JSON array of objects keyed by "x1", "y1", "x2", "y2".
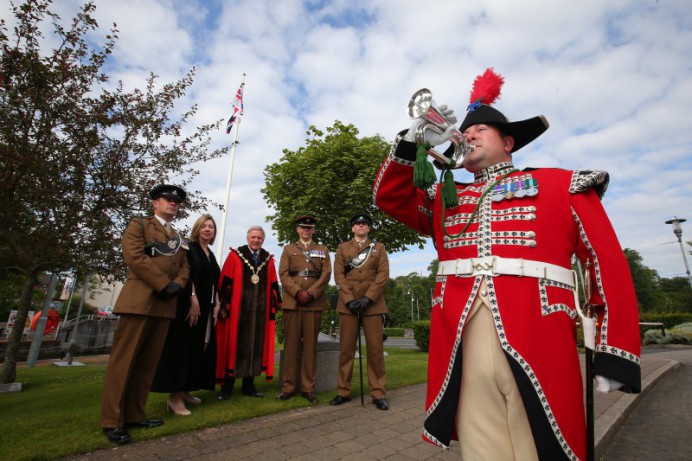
[
  {"x1": 384, "y1": 327, "x2": 405, "y2": 338},
  {"x1": 408, "y1": 313, "x2": 692, "y2": 352},
  {"x1": 412, "y1": 320, "x2": 431, "y2": 352}
]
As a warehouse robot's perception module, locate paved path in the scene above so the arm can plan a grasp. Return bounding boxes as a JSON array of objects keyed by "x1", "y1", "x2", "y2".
[
  {"x1": 64, "y1": 348, "x2": 688, "y2": 460},
  {"x1": 600, "y1": 348, "x2": 692, "y2": 461}
]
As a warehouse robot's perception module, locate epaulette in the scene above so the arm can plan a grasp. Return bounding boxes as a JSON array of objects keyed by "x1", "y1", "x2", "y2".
[{"x1": 569, "y1": 170, "x2": 609, "y2": 199}]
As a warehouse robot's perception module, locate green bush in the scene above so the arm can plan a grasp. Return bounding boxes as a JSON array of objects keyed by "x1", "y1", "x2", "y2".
[
  {"x1": 642, "y1": 322, "x2": 692, "y2": 345},
  {"x1": 384, "y1": 327, "x2": 405, "y2": 338},
  {"x1": 275, "y1": 310, "x2": 284, "y2": 343},
  {"x1": 576, "y1": 326, "x2": 584, "y2": 350},
  {"x1": 412, "y1": 320, "x2": 430, "y2": 352},
  {"x1": 639, "y1": 313, "x2": 692, "y2": 330},
  {"x1": 322, "y1": 308, "x2": 338, "y2": 336}
]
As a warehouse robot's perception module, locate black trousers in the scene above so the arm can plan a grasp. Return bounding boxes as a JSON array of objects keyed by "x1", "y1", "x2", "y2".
[{"x1": 221, "y1": 376, "x2": 256, "y2": 394}]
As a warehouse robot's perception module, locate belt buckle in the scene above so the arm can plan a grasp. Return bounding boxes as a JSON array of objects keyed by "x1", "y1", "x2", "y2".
[{"x1": 470, "y1": 257, "x2": 497, "y2": 277}]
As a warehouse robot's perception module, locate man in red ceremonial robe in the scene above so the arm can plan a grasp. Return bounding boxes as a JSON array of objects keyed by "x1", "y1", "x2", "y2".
[
  {"x1": 373, "y1": 69, "x2": 641, "y2": 460},
  {"x1": 216, "y1": 225, "x2": 281, "y2": 399}
]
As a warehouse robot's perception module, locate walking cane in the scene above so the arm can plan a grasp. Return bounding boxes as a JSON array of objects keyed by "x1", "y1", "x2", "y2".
[
  {"x1": 357, "y1": 311, "x2": 364, "y2": 405},
  {"x1": 576, "y1": 260, "x2": 597, "y2": 461}
]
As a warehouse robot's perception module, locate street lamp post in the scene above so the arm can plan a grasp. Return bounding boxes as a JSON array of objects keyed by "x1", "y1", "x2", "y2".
[
  {"x1": 407, "y1": 289, "x2": 414, "y2": 324},
  {"x1": 665, "y1": 217, "x2": 692, "y2": 288},
  {"x1": 410, "y1": 294, "x2": 414, "y2": 324}
]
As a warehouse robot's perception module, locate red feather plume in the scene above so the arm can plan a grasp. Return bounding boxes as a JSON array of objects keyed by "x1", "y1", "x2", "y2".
[{"x1": 469, "y1": 68, "x2": 504, "y2": 105}]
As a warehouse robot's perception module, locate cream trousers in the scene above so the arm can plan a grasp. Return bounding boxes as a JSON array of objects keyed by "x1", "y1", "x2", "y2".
[{"x1": 456, "y1": 281, "x2": 539, "y2": 461}]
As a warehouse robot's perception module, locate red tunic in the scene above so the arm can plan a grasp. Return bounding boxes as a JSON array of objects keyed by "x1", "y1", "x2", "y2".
[
  {"x1": 373, "y1": 135, "x2": 641, "y2": 460},
  {"x1": 215, "y1": 246, "x2": 281, "y2": 381}
]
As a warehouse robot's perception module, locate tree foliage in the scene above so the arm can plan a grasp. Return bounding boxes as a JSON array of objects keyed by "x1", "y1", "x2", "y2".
[
  {"x1": 0, "y1": 0, "x2": 226, "y2": 383},
  {"x1": 658, "y1": 277, "x2": 692, "y2": 313},
  {"x1": 623, "y1": 248, "x2": 692, "y2": 313},
  {"x1": 383, "y1": 260, "x2": 437, "y2": 327},
  {"x1": 262, "y1": 120, "x2": 425, "y2": 251},
  {"x1": 623, "y1": 248, "x2": 662, "y2": 312}
]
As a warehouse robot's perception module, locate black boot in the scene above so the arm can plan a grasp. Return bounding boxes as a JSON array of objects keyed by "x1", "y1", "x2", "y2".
[
  {"x1": 218, "y1": 376, "x2": 235, "y2": 400},
  {"x1": 241, "y1": 377, "x2": 264, "y2": 398}
]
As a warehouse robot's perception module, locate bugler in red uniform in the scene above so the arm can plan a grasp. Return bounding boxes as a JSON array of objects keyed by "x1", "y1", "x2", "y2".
[{"x1": 373, "y1": 70, "x2": 641, "y2": 460}]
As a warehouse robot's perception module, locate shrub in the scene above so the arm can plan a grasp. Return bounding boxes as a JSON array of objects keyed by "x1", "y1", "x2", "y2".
[
  {"x1": 275, "y1": 310, "x2": 284, "y2": 344},
  {"x1": 412, "y1": 320, "x2": 430, "y2": 352},
  {"x1": 639, "y1": 313, "x2": 692, "y2": 332},
  {"x1": 642, "y1": 322, "x2": 692, "y2": 346},
  {"x1": 384, "y1": 327, "x2": 405, "y2": 338}
]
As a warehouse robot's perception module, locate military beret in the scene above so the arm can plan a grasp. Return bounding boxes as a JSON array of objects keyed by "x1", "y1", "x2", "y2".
[
  {"x1": 295, "y1": 215, "x2": 317, "y2": 227},
  {"x1": 149, "y1": 184, "x2": 187, "y2": 203},
  {"x1": 350, "y1": 213, "x2": 372, "y2": 226}
]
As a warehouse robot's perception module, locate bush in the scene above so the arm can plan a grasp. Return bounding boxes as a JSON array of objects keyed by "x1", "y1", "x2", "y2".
[
  {"x1": 384, "y1": 327, "x2": 405, "y2": 338},
  {"x1": 275, "y1": 310, "x2": 284, "y2": 343},
  {"x1": 412, "y1": 320, "x2": 430, "y2": 352},
  {"x1": 642, "y1": 322, "x2": 692, "y2": 346},
  {"x1": 639, "y1": 313, "x2": 692, "y2": 331}
]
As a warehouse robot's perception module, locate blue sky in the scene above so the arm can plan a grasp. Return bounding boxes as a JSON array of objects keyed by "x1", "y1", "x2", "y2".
[{"x1": 5, "y1": 0, "x2": 691, "y2": 279}]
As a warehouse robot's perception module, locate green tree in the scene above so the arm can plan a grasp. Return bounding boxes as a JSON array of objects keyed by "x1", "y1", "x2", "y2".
[
  {"x1": 384, "y1": 278, "x2": 409, "y2": 327},
  {"x1": 658, "y1": 277, "x2": 692, "y2": 313},
  {"x1": 0, "y1": 0, "x2": 225, "y2": 383},
  {"x1": 262, "y1": 121, "x2": 425, "y2": 251},
  {"x1": 0, "y1": 271, "x2": 24, "y2": 322},
  {"x1": 623, "y1": 248, "x2": 662, "y2": 312},
  {"x1": 383, "y1": 270, "x2": 434, "y2": 327}
]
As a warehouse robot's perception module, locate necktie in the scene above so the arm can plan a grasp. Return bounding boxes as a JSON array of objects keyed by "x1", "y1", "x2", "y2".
[
  {"x1": 252, "y1": 252, "x2": 259, "y2": 264},
  {"x1": 163, "y1": 222, "x2": 172, "y2": 237}
]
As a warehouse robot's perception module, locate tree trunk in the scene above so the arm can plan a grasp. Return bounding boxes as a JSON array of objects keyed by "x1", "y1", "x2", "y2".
[{"x1": 0, "y1": 272, "x2": 37, "y2": 384}]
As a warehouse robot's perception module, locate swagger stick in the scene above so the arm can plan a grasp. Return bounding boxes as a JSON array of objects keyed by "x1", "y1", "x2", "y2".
[
  {"x1": 357, "y1": 311, "x2": 364, "y2": 405},
  {"x1": 577, "y1": 260, "x2": 596, "y2": 461}
]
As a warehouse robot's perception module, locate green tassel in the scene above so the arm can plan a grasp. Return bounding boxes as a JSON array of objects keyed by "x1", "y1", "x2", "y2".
[
  {"x1": 413, "y1": 142, "x2": 436, "y2": 190},
  {"x1": 441, "y1": 169, "x2": 458, "y2": 209}
]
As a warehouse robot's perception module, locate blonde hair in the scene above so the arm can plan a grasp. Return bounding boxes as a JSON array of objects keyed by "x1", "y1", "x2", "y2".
[{"x1": 190, "y1": 214, "x2": 217, "y2": 244}]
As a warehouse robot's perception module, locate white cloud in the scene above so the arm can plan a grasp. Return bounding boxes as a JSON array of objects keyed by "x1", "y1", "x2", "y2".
[{"x1": 4, "y1": 0, "x2": 691, "y2": 279}]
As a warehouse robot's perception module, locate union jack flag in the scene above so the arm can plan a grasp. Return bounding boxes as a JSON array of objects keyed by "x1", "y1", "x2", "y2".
[{"x1": 226, "y1": 82, "x2": 245, "y2": 134}]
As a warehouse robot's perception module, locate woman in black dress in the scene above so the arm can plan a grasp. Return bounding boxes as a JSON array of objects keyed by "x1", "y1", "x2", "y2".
[{"x1": 152, "y1": 214, "x2": 221, "y2": 415}]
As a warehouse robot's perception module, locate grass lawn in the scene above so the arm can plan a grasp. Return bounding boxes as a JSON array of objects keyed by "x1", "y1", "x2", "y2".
[{"x1": 0, "y1": 347, "x2": 428, "y2": 460}]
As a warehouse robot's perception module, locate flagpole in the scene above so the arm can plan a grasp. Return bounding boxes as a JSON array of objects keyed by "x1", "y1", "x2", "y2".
[{"x1": 216, "y1": 74, "x2": 246, "y2": 261}]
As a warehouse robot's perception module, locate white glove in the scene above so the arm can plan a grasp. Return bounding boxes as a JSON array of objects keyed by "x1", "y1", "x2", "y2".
[
  {"x1": 594, "y1": 375, "x2": 623, "y2": 394},
  {"x1": 403, "y1": 104, "x2": 458, "y2": 146}
]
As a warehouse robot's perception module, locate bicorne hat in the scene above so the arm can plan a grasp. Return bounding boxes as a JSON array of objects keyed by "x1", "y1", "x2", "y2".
[
  {"x1": 444, "y1": 68, "x2": 549, "y2": 157},
  {"x1": 149, "y1": 184, "x2": 187, "y2": 203}
]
